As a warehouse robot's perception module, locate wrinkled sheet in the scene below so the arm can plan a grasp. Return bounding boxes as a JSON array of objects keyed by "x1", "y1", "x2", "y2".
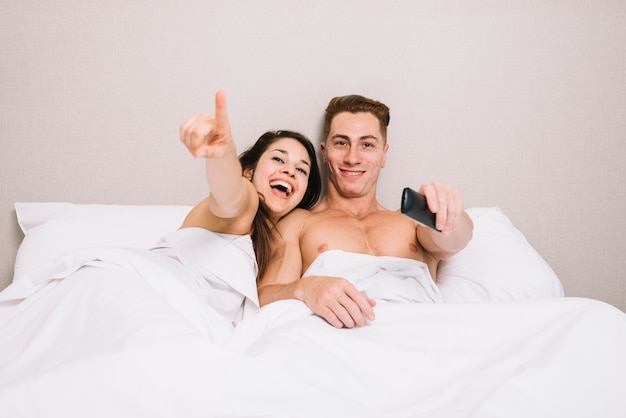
[
  {"x1": 0, "y1": 265, "x2": 358, "y2": 417},
  {"x1": 229, "y1": 298, "x2": 626, "y2": 417},
  {"x1": 302, "y1": 249, "x2": 443, "y2": 303},
  {"x1": 1, "y1": 249, "x2": 626, "y2": 417},
  {"x1": 2, "y1": 228, "x2": 259, "y2": 343}
]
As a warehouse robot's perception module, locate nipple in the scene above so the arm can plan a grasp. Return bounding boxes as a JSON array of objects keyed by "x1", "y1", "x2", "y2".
[{"x1": 317, "y1": 244, "x2": 329, "y2": 253}]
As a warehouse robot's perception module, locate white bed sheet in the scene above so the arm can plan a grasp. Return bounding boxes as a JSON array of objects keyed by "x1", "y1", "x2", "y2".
[
  {"x1": 1, "y1": 250, "x2": 625, "y2": 417},
  {"x1": 0, "y1": 265, "x2": 357, "y2": 417},
  {"x1": 229, "y1": 298, "x2": 626, "y2": 417},
  {"x1": 1, "y1": 204, "x2": 624, "y2": 417}
]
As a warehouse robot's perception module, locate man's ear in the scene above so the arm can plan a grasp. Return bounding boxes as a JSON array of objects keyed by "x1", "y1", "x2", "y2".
[
  {"x1": 320, "y1": 142, "x2": 327, "y2": 162},
  {"x1": 243, "y1": 168, "x2": 253, "y2": 180}
]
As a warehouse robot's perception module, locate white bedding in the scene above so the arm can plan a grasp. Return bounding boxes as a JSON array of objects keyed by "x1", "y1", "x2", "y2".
[
  {"x1": 0, "y1": 265, "x2": 355, "y2": 418},
  {"x1": 1, "y1": 254, "x2": 625, "y2": 417},
  {"x1": 2, "y1": 227, "x2": 259, "y2": 343},
  {"x1": 302, "y1": 249, "x2": 443, "y2": 303},
  {"x1": 1, "y1": 204, "x2": 624, "y2": 417},
  {"x1": 229, "y1": 298, "x2": 626, "y2": 417},
  {"x1": 224, "y1": 250, "x2": 626, "y2": 417}
]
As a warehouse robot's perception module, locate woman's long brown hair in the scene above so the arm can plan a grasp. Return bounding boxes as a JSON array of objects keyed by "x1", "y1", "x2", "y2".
[{"x1": 238, "y1": 130, "x2": 321, "y2": 280}]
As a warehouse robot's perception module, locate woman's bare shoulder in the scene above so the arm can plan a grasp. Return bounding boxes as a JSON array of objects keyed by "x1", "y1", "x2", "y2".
[{"x1": 278, "y1": 207, "x2": 313, "y2": 225}]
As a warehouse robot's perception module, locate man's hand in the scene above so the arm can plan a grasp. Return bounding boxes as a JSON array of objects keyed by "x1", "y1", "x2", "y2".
[
  {"x1": 179, "y1": 90, "x2": 234, "y2": 159},
  {"x1": 419, "y1": 182, "x2": 464, "y2": 237},
  {"x1": 297, "y1": 276, "x2": 376, "y2": 329}
]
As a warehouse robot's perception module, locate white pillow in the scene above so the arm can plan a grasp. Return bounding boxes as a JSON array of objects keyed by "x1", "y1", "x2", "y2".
[
  {"x1": 13, "y1": 202, "x2": 192, "y2": 282},
  {"x1": 12, "y1": 203, "x2": 563, "y2": 303},
  {"x1": 437, "y1": 207, "x2": 564, "y2": 302}
]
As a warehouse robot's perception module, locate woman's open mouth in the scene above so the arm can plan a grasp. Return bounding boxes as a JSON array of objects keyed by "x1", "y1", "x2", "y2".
[{"x1": 269, "y1": 180, "x2": 292, "y2": 197}]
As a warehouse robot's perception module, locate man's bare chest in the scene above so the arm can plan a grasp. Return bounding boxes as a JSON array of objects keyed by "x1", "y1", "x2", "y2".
[{"x1": 300, "y1": 212, "x2": 423, "y2": 262}]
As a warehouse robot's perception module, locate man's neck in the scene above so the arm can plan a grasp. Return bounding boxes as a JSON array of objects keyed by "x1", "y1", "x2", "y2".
[{"x1": 321, "y1": 187, "x2": 383, "y2": 219}]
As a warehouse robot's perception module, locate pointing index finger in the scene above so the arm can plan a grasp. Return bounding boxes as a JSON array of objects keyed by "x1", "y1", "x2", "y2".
[{"x1": 214, "y1": 89, "x2": 229, "y2": 127}]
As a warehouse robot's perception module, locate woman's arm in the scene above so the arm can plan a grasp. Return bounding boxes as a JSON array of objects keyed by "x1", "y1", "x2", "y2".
[
  {"x1": 179, "y1": 91, "x2": 258, "y2": 234},
  {"x1": 257, "y1": 210, "x2": 306, "y2": 305}
]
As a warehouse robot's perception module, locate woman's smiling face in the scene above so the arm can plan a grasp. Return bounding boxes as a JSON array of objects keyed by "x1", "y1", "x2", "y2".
[{"x1": 248, "y1": 137, "x2": 312, "y2": 220}]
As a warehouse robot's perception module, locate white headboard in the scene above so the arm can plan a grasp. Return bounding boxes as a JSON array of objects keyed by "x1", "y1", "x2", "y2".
[{"x1": 1, "y1": 1, "x2": 624, "y2": 311}]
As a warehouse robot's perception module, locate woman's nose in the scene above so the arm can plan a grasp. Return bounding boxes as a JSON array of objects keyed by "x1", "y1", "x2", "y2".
[{"x1": 282, "y1": 165, "x2": 295, "y2": 176}]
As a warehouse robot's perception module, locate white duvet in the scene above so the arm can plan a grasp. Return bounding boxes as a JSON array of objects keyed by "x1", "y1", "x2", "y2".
[
  {"x1": 229, "y1": 298, "x2": 626, "y2": 417},
  {"x1": 1, "y1": 238, "x2": 625, "y2": 417}
]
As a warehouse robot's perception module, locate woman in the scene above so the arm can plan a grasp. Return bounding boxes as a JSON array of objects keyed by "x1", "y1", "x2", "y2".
[
  {"x1": 178, "y1": 90, "x2": 321, "y2": 279},
  {"x1": 0, "y1": 91, "x2": 321, "y2": 368}
]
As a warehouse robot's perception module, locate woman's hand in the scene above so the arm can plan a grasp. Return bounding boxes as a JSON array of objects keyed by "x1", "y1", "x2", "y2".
[
  {"x1": 297, "y1": 276, "x2": 377, "y2": 329},
  {"x1": 179, "y1": 90, "x2": 234, "y2": 159}
]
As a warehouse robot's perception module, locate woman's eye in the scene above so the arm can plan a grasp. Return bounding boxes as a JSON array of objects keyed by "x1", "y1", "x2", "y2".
[
  {"x1": 272, "y1": 156, "x2": 285, "y2": 164},
  {"x1": 296, "y1": 167, "x2": 308, "y2": 175}
]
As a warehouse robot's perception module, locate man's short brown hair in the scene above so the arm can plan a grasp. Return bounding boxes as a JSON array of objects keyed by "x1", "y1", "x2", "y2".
[{"x1": 323, "y1": 94, "x2": 391, "y2": 143}]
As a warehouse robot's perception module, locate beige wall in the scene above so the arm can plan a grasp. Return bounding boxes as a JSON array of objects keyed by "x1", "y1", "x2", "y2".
[{"x1": 1, "y1": 1, "x2": 625, "y2": 311}]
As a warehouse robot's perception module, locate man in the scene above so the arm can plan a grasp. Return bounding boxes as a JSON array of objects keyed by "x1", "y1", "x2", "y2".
[{"x1": 257, "y1": 94, "x2": 473, "y2": 328}]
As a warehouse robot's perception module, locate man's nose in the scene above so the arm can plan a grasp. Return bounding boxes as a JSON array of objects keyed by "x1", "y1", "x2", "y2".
[{"x1": 344, "y1": 146, "x2": 360, "y2": 164}]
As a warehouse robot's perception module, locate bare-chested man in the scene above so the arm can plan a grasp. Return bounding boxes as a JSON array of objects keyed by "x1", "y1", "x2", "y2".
[{"x1": 257, "y1": 94, "x2": 474, "y2": 329}]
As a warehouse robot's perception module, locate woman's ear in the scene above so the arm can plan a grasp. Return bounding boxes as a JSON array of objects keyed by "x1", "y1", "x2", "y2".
[{"x1": 243, "y1": 168, "x2": 253, "y2": 180}]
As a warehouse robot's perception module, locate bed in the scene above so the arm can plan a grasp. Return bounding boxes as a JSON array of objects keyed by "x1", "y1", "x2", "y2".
[
  {"x1": 2, "y1": 1, "x2": 626, "y2": 417},
  {"x1": 1, "y1": 202, "x2": 625, "y2": 417}
]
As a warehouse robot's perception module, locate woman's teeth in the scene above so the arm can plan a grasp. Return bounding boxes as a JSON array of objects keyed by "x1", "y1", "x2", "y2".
[{"x1": 270, "y1": 180, "x2": 292, "y2": 196}]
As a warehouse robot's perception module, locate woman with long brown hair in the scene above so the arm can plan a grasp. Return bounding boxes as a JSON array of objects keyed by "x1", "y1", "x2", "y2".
[{"x1": 179, "y1": 90, "x2": 321, "y2": 280}]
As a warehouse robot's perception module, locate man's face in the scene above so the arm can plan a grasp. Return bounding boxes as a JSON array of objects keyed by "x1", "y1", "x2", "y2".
[{"x1": 321, "y1": 111, "x2": 389, "y2": 198}]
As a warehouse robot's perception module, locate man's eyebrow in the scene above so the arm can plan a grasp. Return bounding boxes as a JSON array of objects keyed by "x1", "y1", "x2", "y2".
[
  {"x1": 331, "y1": 134, "x2": 379, "y2": 141},
  {"x1": 272, "y1": 148, "x2": 311, "y2": 167}
]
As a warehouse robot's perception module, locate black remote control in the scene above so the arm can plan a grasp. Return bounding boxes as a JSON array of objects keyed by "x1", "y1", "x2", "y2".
[{"x1": 400, "y1": 187, "x2": 440, "y2": 231}]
